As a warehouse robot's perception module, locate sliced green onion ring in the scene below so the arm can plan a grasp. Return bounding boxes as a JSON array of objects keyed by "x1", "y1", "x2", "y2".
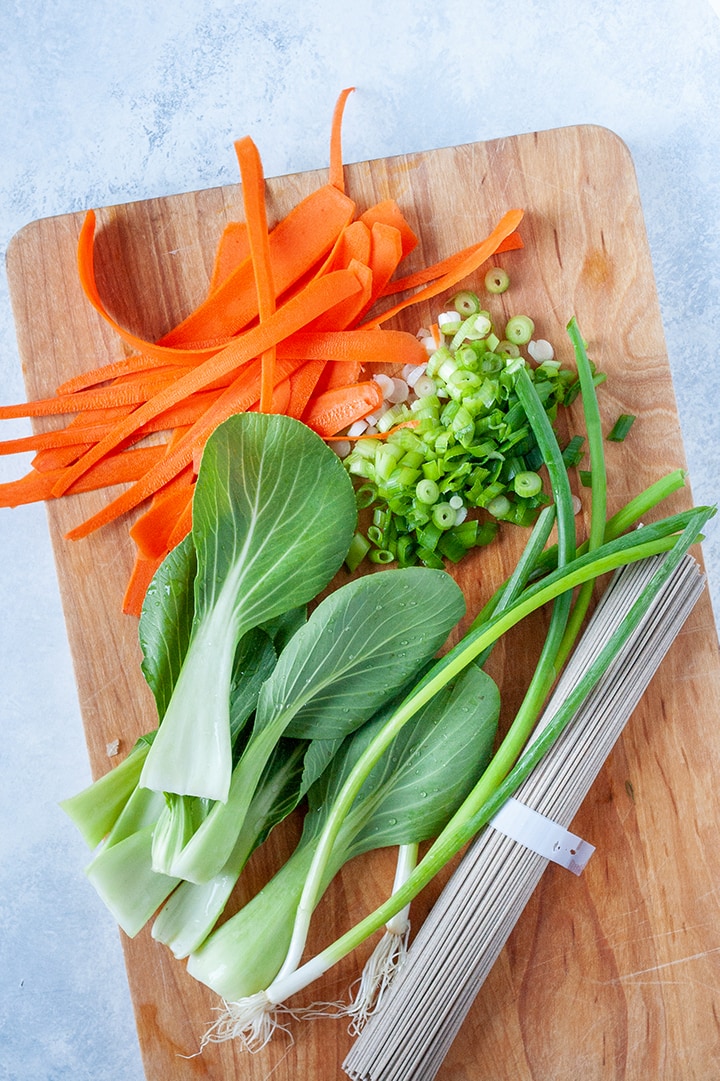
[
  {"x1": 513, "y1": 471, "x2": 543, "y2": 498},
  {"x1": 504, "y1": 315, "x2": 535, "y2": 345},
  {"x1": 484, "y1": 266, "x2": 510, "y2": 294},
  {"x1": 451, "y1": 290, "x2": 481, "y2": 317}
]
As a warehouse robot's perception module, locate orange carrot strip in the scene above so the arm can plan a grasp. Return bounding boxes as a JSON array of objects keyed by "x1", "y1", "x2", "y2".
[
  {"x1": 57, "y1": 354, "x2": 201, "y2": 396},
  {"x1": 285, "y1": 359, "x2": 327, "y2": 419},
  {"x1": 0, "y1": 369, "x2": 188, "y2": 420},
  {"x1": 0, "y1": 421, "x2": 120, "y2": 457},
  {"x1": 63, "y1": 351, "x2": 309, "y2": 539},
  {"x1": 310, "y1": 259, "x2": 373, "y2": 333},
  {"x1": 235, "y1": 136, "x2": 276, "y2": 413},
  {"x1": 129, "y1": 467, "x2": 195, "y2": 559},
  {"x1": 312, "y1": 219, "x2": 372, "y2": 285},
  {"x1": 166, "y1": 494, "x2": 193, "y2": 550},
  {"x1": 52, "y1": 267, "x2": 364, "y2": 499},
  {"x1": 133, "y1": 388, "x2": 226, "y2": 434},
  {"x1": 126, "y1": 423, "x2": 193, "y2": 557},
  {"x1": 329, "y1": 220, "x2": 372, "y2": 271},
  {"x1": 123, "y1": 478, "x2": 195, "y2": 616},
  {"x1": 359, "y1": 200, "x2": 419, "y2": 260},
  {"x1": 76, "y1": 211, "x2": 223, "y2": 365},
  {"x1": 208, "y1": 221, "x2": 250, "y2": 293},
  {"x1": 248, "y1": 376, "x2": 292, "y2": 416},
  {"x1": 25, "y1": 394, "x2": 220, "y2": 473},
  {"x1": 122, "y1": 552, "x2": 166, "y2": 617},
  {"x1": 379, "y1": 231, "x2": 524, "y2": 297},
  {"x1": 57, "y1": 350, "x2": 240, "y2": 397},
  {"x1": 359, "y1": 209, "x2": 524, "y2": 328},
  {"x1": 277, "y1": 327, "x2": 427, "y2": 366},
  {"x1": 329, "y1": 87, "x2": 355, "y2": 193},
  {"x1": 302, "y1": 379, "x2": 384, "y2": 438},
  {"x1": 0, "y1": 444, "x2": 169, "y2": 508},
  {"x1": 157, "y1": 184, "x2": 356, "y2": 348},
  {"x1": 29, "y1": 404, "x2": 137, "y2": 471},
  {"x1": 365, "y1": 222, "x2": 405, "y2": 310},
  {"x1": 321, "y1": 360, "x2": 363, "y2": 393},
  {"x1": 76, "y1": 186, "x2": 355, "y2": 364},
  {"x1": 273, "y1": 378, "x2": 292, "y2": 415},
  {"x1": 34, "y1": 445, "x2": 100, "y2": 473}
]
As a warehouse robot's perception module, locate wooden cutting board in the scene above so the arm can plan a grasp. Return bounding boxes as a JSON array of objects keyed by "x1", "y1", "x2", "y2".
[{"x1": 6, "y1": 124, "x2": 720, "y2": 1080}]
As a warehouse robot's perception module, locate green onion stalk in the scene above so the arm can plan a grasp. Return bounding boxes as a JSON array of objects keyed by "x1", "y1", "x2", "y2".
[{"x1": 265, "y1": 504, "x2": 710, "y2": 1011}]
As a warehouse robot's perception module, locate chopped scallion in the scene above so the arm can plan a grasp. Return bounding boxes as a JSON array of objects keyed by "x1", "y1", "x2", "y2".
[
  {"x1": 451, "y1": 290, "x2": 481, "y2": 316},
  {"x1": 607, "y1": 413, "x2": 637, "y2": 442},
  {"x1": 484, "y1": 266, "x2": 510, "y2": 294},
  {"x1": 341, "y1": 290, "x2": 586, "y2": 570},
  {"x1": 504, "y1": 315, "x2": 535, "y2": 345}
]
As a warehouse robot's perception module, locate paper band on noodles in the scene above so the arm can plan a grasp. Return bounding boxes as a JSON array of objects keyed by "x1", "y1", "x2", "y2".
[{"x1": 489, "y1": 797, "x2": 595, "y2": 875}]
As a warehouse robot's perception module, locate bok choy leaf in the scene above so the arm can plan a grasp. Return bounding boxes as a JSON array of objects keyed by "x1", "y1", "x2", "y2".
[
  {"x1": 187, "y1": 661, "x2": 500, "y2": 1000},
  {"x1": 167, "y1": 566, "x2": 465, "y2": 883},
  {"x1": 139, "y1": 412, "x2": 358, "y2": 803}
]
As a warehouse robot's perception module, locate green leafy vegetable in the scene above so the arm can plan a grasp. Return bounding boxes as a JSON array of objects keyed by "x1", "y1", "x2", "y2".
[
  {"x1": 139, "y1": 412, "x2": 358, "y2": 803},
  {"x1": 187, "y1": 661, "x2": 500, "y2": 1000},
  {"x1": 151, "y1": 739, "x2": 308, "y2": 958},
  {"x1": 167, "y1": 566, "x2": 465, "y2": 883}
]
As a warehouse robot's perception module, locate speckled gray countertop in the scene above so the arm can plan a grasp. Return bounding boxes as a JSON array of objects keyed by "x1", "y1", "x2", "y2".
[{"x1": 1, "y1": 3, "x2": 719, "y2": 1079}]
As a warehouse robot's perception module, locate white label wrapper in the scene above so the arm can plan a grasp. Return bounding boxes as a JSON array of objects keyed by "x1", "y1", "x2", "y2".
[{"x1": 489, "y1": 797, "x2": 595, "y2": 875}]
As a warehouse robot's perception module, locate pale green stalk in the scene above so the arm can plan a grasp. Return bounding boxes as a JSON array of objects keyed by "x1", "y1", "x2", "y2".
[{"x1": 552, "y1": 317, "x2": 608, "y2": 669}]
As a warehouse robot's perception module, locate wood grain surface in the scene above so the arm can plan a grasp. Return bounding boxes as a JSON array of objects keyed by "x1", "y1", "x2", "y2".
[{"x1": 6, "y1": 124, "x2": 720, "y2": 1080}]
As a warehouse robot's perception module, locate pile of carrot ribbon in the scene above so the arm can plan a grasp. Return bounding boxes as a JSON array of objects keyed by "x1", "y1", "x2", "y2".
[{"x1": 0, "y1": 88, "x2": 523, "y2": 614}]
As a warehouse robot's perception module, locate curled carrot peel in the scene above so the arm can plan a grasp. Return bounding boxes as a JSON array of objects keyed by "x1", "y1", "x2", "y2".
[
  {"x1": 329, "y1": 87, "x2": 355, "y2": 192},
  {"x1": 51, "y1": 267, "x2": 364, "y2": 499},
  {"x1": 359, "y1": 208, "x2": 525, "y2": 329},
  {"x1": 234, "y1": 136, "x2": 277, "y2": 412},
  {"x1": 303, "y1": 379, "x2": 384, "y2": 439},
  {"x1": 0, "y1": 87, "x2": 525, "y2": 617}
]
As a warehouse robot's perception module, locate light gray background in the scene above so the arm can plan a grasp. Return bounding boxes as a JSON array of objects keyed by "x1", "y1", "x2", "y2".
[{"x1": 1, "y1": 2, "x2": 719, "y2": 1079}]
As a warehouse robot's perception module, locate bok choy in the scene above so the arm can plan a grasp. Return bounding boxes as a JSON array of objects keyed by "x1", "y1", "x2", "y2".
[
  {"x1": 139, "y1": 412, "x2": 358, "y2": 803},
  {"x1": 187, "y1": 660, "x2": 500, "y2": 1007},
  {"x1": 163, "y1": 565, "x2": 465, "y2": 884}
]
